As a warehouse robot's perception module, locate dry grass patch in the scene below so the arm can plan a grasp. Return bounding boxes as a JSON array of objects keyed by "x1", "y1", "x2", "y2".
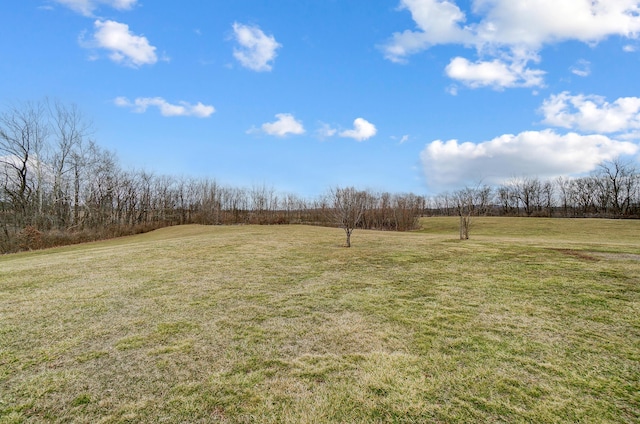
[{"x1": 1, "y1": 219, "x2": 639, "y2": 422}]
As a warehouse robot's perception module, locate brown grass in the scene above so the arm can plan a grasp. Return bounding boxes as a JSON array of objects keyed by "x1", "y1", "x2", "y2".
[{"x1": 1, "y1": 218, "x2": 639, "y2": 423}]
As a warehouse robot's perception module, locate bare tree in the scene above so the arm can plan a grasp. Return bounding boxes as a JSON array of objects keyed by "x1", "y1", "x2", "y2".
[
  {"x1": 541, "y1": 180, "x2": 555, "y2": 217},
  {"x1": 47, "y1": 100, "x2": 92, "y2": 228},
  {"x1": 497, "y1": 180, "x2": 522, "y2": 216},
  {"x1": 597, "y1": 159, "x2": 637, "y2": 216},
  {"x1": 512, "y1": 176, "x2": 542, "y2": 216},
  {"x1": 454, "y1": 184, "x2": 491, "y2": 240},
  {"x1": 391, "y1": 193, "x2": 423, "y2": 231},
  {"x1": 0, "y1": 101, "x2": 49, "y2": 230},
  {"x1": 555, "y1": 176, "x2": 573, "y2": 217},
  {"x1": 573, "y1": 176, "x2": 597, "y2": 215},
  {"x1": 329, "y1": 186, "x2": 367, "y2": 247}
]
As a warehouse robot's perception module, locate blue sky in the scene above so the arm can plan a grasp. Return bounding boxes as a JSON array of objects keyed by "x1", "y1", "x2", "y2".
[{"x1": 2, "y1": 1, "x2": 640, "y2": 197}]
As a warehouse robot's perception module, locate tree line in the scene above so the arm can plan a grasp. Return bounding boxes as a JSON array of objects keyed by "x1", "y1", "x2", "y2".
[
  {"x1": 427, "y1": 160, "x2": 640, "y2": 220},
  {"x1": 0, "y1": 100, "x2": 425, "y2": 252},
  {"x1": 426, "y1": 160, "x2": 640, "y2": 239},
  {"x1": 2, "y1": 100, "x2": 639, "y2": 251}
]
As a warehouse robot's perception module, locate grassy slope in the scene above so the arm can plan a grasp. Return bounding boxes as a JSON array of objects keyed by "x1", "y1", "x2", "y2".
[{"x1": 1, "y1": 218, "x2": 639, "y2": 423}]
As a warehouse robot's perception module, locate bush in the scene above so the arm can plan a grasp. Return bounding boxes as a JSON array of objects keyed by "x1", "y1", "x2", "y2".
[{"x1": 17, "y1": 226, "x2": 43, "y2": 251}]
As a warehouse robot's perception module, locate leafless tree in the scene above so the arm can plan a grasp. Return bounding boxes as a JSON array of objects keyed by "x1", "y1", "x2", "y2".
[
  {"x1": 329, "y1": 186, "x2": 367, "y2": 247},
  {"x1": 555, "y1": 176, "x2": 573, "y2": 217},
  {"x1": 391, "y1": 193, "x2": 423, "y2": 231},
  {"x1": 541, "y1": 180, "x2": 554, "y2": 217},
  {"x1": 47, "y1": 100, "x2": 92, "y2": 228},
  {"x1": 573, "y1": 177, "x2": 597, "y2": 215},
  {"x1": 0, "y1": 101, "x2": 49, "y2": 231},
  {"x1": 597, "y1": 159, "x2": 637, "y2": 216},
  {"x1": 454, "y1": 184, "x2": 491, "y2": 239},
  {"x1": 513, "y1": 176, "x2": 541, "y2": 216}
]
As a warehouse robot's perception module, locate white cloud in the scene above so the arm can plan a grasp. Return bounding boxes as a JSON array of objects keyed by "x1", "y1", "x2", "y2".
[
  {"x1": 339, "y1": 118, "x2": 377, "y2": 141},
  {"x1": 541, "y1": 92, "x2": 640, "y2": 134},
  {"x1": 113, "y1": 96, "x2": 130, "y2": 107},
  {"x1": 420, "y1": 129, "x2": 639, "y2": 188},
  {"x1": 114, "y1": 97, "x2": 215, "y2": 118},
  {"x1": 382, "y1": 0, "x2": 472, "y2": 63},
  {"x1": 387, "y1": 0, "x2": 640, "y2": 55},
  {"x1": 446, "y1": 85, "x2": 459, "y2": 96},
  {"x1": 570, "y1": 59, "x2": 591, "y2": 77},
  {"x1": 384, "y1": 0, "x2": 640, "y2": 88},
  {"x1": 476, "y1": 0, "x2": 640, "y2": 47},
  {"x1": 445, "y1": 56, "x2": 544, "y2": 89},
  {"x1": 54, "y1": 0, "x2": 137, "y2": 16},
  {"x1": 232, "y1": 23, "x2": 281, "y2": 72},
  {"x1": 261, "y1": 113, "x2": 305, "y2": 136},
  {"x1": 391, "y1": 134, "x2": 411, "y2": 144},
  {"x1": 316, "y1": 123, "x2": 338, "y2": 139},
  {"x1": 88, "y1": 20, "x2": 157, "y2": 67}
]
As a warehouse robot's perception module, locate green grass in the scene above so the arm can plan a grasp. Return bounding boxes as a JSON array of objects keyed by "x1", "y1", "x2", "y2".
[{"x1": 1, "y1": 218, "x2": 639, "y2": 423}]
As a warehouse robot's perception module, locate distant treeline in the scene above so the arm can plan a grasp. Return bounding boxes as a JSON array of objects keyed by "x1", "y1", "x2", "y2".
[
  {"x1": 0, "y1": 101, "x2": 424, "y2": 252},
  {"x1": 2, "y1": 100, "x2": 639, "y2": 253},
  {"x1": 428, "y1": 161, "x2": 640, "y2": 219}
]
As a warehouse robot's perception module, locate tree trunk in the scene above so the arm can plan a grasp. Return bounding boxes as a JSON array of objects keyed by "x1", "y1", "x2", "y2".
[
  {"x1": 345, "y1": 228, "x2": 352, "y2": 247},
  {"x1": 459, "y1": 215, "x2": 470, "y2": 239}
]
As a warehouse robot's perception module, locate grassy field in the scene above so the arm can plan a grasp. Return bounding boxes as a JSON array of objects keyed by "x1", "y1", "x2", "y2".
[{"x1": 1, "y1": 217, "x2": 639, "y2": 423}]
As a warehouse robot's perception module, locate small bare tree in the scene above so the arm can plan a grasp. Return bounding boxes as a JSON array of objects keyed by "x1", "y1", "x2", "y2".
[
  {"x1": 454, "y1": 184, "x2": 491, "y2": 240},
  {"x1": 329, "y1": 186, "x2": 367, "y2": 247}
]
